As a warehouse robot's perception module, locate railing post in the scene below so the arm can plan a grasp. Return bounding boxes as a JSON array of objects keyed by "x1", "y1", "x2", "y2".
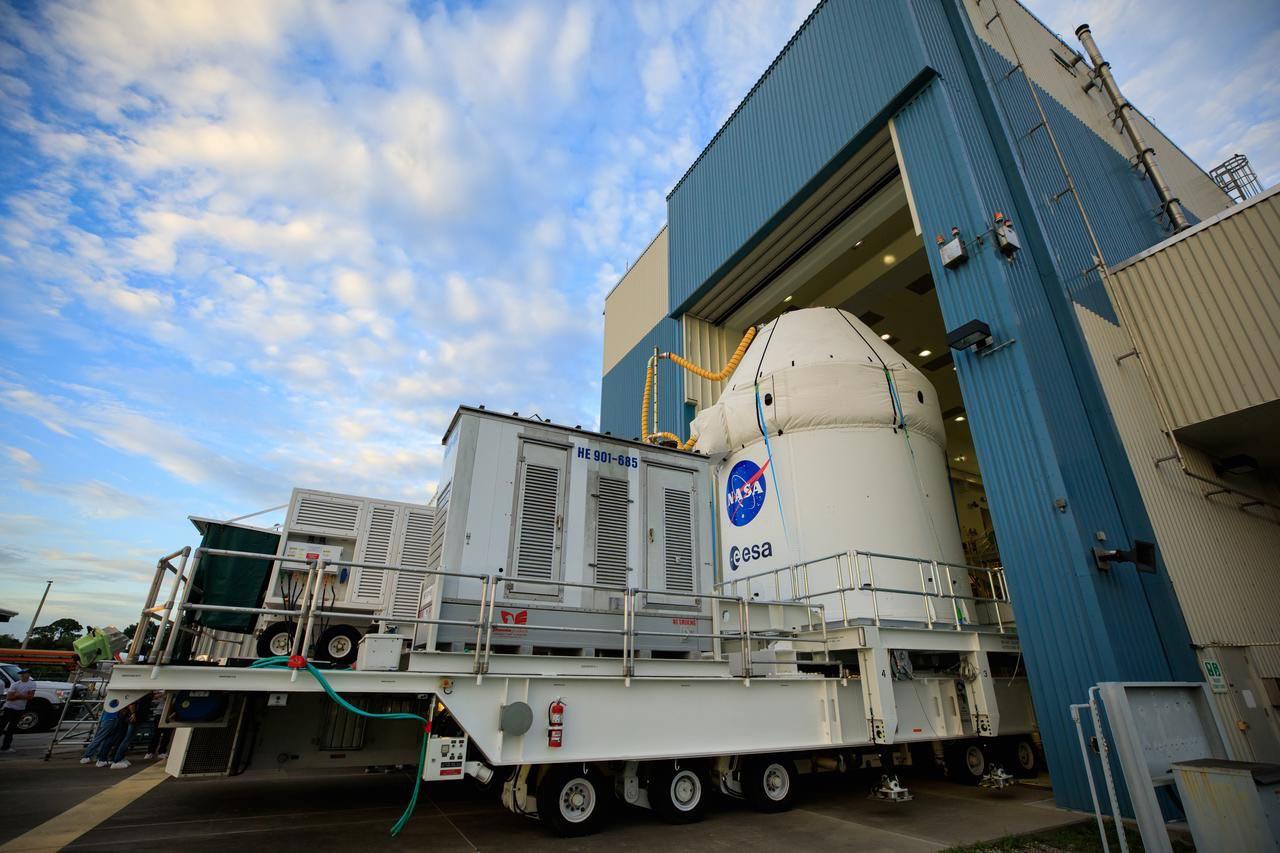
[
  {"x1": 481, "y1": 578, "x2": 498, "y2": 674},
  {"x1": 738, "y1": 597, "x2": 752, "y2": 682},
  {"x1": 290, "y1": 559, "x2": 319, "y2": 659},
  {"x1": 473, "y1": 575, "x2": 490, "y2": 676},
  {"x1": 294, "y1": 558, "x2": 327, "y2": 682},
  {"x1": 917, "y1": 561, "x2": 934, "y2": 629},
  {"x1": 866, "y1": 554, "x2": 881, "y2": 627},
  {"x1": 835, "y1": 554, "x2": 849, "y2": 626},
  {"x1": 941, "y1": 563, "x2": 960, "y2": 631},
  {"x1": 623, "y1": 587, "x2": 633, "y2": 683},
  {"x1": 151, "y1": 549, "x2": 202, "y2": 678}
]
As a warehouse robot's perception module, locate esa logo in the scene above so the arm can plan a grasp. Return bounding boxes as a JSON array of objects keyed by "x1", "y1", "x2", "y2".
[
  {"x1": 729, "y1": 541, "x2": 774, "y2": 571},
  {"x1": 726, "y1": 459, "x2": 768, "y2": 527}
]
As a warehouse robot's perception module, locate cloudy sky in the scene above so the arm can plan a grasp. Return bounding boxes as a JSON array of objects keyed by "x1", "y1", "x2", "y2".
[{"x1": 1, "y1": 0, "x2": 1275, "y2": 638}]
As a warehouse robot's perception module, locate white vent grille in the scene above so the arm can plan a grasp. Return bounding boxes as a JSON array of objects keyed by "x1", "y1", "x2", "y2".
[
  {"x1": 662, "y1": 488, "x2": 695, "y2": 594},
  {"x1": 594, "y1": 478, "x2": 629, "y2": 589},
  {"x1": 294, "y1": 496, "x2": 360, "y2": 533},
  {"x1": 426, "y1": 483, "x2": 450, "y2": 572},
  {"x1": 513, "y1": 463, "x2": 559, "y2": 581},
  {"x1": 401, "y1": 510, "x2": 434, "y2": 570},
  {"x1": 355, "y1": 505, "x2": 395, "y2": 600},
  {"x1": 391, "y1": 574, "x2": 424, "y2": 620}
]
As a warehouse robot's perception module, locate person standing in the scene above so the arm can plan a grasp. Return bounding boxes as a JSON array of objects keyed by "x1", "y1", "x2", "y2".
[
  {"x1": 80, "y1": 709, "x2": 121, "y2": 766},
  {"x1": 1, "y1": 669, "x2": 37, "y2": 752}
]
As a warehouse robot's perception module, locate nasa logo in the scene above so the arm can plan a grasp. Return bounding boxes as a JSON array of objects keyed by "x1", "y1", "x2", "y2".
[
  {"x1": 726, "y1": 459, "x2": 768, "y2": 527},
  {"x1": 729, "y1": 541, "x2": 774, "y2": 571}
]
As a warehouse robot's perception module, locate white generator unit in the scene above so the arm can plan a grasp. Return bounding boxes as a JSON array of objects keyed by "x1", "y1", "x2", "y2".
[
  {"x1": 254, "y1": 488, "x2": 435, "y2": 663},
  {"x1": 693, "y1": 307, "x2": 977, "y2": 626},
  {"x1": 414, "y1": 408, "x2": 716, "y2": 658}
]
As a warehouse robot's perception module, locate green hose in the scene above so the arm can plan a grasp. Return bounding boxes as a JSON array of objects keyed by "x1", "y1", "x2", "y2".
[{"x1": 249, "y1": 656, "x2": 429, "y2": 836}]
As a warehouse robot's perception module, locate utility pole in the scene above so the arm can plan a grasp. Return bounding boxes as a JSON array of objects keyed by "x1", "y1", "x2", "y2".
[{"x1": 21, "y1": 580, "x2": 53, "y2": 649}]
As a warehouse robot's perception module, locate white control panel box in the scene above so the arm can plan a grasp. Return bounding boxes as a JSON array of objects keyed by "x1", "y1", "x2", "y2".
[
  {"x1": 424, "y1": 735, "x2": 468, "y2": 781},
  {"x1": 355, "y1": 634, "x2": 405, "y2": 671}
]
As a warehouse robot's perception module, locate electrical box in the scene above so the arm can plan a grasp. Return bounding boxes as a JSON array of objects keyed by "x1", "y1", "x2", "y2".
[
  {"x1": 355, "y1": 633, "x2": 405, "y2": 671},
  {"x1": 1172, "y1": 759, "x2": 1280, "y2": 852},
  {"x1": 424, "y1": 735, "x2": 469, "y2": 781},
  {"x1": 939, "y1": 236, "x2": 968, "y2": 269},
  {"x1": 416, "y1": 407, "x2": 716, "y2": 659},
  {"x1": 995, "y1": 221, "x2": 1021, "y2": 257}
]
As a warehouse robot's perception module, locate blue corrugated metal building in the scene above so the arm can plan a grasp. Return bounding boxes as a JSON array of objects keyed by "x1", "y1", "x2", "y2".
[{"x1": 599, "y1": 0, "x2": 1260, "y2": 813}]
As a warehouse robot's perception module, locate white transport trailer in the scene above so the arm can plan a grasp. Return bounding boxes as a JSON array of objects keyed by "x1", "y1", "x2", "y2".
[{"x1": 108, "y1": 311, "x2": 1038, "y2": 836}]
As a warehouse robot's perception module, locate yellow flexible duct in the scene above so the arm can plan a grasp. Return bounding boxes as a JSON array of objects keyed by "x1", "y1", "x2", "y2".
[
  {"x1": 664, "y1": 326, "x2": 756, "y2": 382},
  {"x1": 640, "y1": 327, "x2": 755, "y2": 446}
]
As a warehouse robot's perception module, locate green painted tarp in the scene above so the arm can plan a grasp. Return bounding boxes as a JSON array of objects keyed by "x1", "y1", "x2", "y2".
[{"x1": 191, "y1": 522, "x2": 280, "y2": 633}]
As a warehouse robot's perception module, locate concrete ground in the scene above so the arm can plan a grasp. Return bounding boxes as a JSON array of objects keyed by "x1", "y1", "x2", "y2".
[{"x1": 1, "y1": 731, "x2": 1087, "y2": 852}]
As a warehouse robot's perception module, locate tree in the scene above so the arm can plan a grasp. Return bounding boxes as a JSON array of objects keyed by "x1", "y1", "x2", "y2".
[
  {"x1": 0, "y1": 633, "x2": 19, "y2": 649},
  {"x1": 26, "y1": 618, "x2": 85, "y2": 649}
]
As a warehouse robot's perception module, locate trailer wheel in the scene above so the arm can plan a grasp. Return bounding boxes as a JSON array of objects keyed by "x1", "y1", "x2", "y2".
[
  {"x1": 1005, "y1": 737, "x2": 1040, "y2": 778},
  {"x1": 649, "y1": 762, "x2": 707, "y2": 823},
  {"x1": 316, "y1": 625, "x2": 362, "y2": 666},
  {"x1": 256, "y1": 622, "x2": 295, "y2": 659},
  {"x1": 946, "y1": 742, "x2": 988, "y2": 785},
  {"x1": 539, "y1": 764, "x2": 606, "y2": 837},
  {"x1": 741, "y1": 756, "x2": 797, "y2": 812}
]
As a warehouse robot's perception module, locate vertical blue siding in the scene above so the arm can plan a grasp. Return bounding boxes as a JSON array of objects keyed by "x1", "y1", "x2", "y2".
[
  {"x1": 893, "y1": 0, "x2": 1198, "y2": 813},
  {"x1": 599, "y1": 319, "x2": 686, "y2": 441},
  {"x1": 666, "y1": 0, "x2": 931, "y2": 312}
]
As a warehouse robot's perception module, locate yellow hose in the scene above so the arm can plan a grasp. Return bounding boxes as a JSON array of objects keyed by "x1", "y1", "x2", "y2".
[
  {"x1": 664, "y1": 327, "x2": 756, "y2": 382},
  {"x1": 640, "y1": 327, "x2": 755, "y2": 446}
]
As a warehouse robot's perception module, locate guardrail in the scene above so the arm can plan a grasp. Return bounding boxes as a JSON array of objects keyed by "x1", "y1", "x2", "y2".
[
  {"x1": 714, "y1": 548, "x2": 1014, "y2": 633},
  {"x1": 130, "y1": 545, "x2": 831, "y2": 684}
]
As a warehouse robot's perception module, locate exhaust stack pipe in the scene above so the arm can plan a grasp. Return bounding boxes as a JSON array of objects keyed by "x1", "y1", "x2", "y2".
[{"x1": 1076, "y1": 23, "x2": 1188, "y2": 232}]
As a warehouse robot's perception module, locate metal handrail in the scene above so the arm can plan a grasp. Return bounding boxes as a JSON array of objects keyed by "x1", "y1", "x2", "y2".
[{"x1": 138, "y1": 542, "x2": 832, "y2": 684}]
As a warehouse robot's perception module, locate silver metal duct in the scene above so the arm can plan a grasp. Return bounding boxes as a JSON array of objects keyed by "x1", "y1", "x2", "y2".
[{"x1": 1076, "y1": 23, "x2": 1189, "y2": 232}]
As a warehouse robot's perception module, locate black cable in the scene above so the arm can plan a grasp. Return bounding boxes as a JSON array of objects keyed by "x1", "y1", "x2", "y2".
[
  {"x1": 835, "y1": 307, "x2": 899, "y2": 425},
  {"x1": 753, "y1": 315, "x2": 782, "y2": 435}
]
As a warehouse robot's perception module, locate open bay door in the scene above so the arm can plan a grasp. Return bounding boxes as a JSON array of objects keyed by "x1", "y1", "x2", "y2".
[
  {"x1": 508, "y1": 441, "x2": 568, "y2": 596},
  {"x1": 644, "y1": 465, "x2": 699, "y2": 607}
]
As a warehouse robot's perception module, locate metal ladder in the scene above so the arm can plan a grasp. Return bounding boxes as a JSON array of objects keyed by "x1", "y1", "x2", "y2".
[{"x1": 43, "y1": 663, "x2": 113, "y2": 760}]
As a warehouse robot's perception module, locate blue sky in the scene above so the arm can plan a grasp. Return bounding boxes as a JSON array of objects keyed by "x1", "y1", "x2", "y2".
[{"x1": 1, "y1": 0, "x2": 1276, "y2": 638}]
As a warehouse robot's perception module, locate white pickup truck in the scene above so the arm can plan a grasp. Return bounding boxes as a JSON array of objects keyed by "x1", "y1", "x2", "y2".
[{"x1": 1, "y1": 662, "x2": 74, "y2": 732}]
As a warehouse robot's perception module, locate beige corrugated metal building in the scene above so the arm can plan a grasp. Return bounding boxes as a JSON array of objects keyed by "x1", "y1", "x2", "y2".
[{"x1": 1080, "y1": 185, "x2": 1280, "y2": 761}]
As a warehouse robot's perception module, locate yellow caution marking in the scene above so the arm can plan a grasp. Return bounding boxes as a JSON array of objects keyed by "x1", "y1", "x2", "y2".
[{"x1": 1, "y1": 763, "x2": 169, "y2": 852}]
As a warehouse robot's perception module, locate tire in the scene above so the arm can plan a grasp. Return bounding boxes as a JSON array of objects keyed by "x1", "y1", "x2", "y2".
[
  {"x1": 15, "y1": 703, "x2": 49, "y2": 733},
  {"x1": 946, "y1": 742, "x2": 988, "y2": 785},
  {"x1": 1005, "y1": 736, "x2": 1040, "y2": 778},
  {"x1": 256, "y1": 621, "x2": 296, "y2": 659},
  {"x1": 649, "y1": 762, "x2": 708, "y2": 823},
  {"x1": 316, "y1": 625, "x2": 362, "y2": 667},
  {"x1": 741, "y1": 756, "x2": 798, "y2": 813},
  {"x1": 538, "y1": 764, "x2": 607, "y2": 837}
]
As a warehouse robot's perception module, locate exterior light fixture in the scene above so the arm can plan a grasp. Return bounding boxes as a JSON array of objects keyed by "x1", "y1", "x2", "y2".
[
  {"x1": 953, "y1": 455, "x2": 967, "y2": 462},
  {"x1": 854, "y1": 240, "x2": 864, "y2": 248},
  {"x1": 880, "y1": 333, "x2": 892, "y2": 341},
  {"x1": 954, "y1": 415, "x2": 966, "y2": 422},
  {"x1": 784, "y1": 295, "x2": 793, "y2": 302},
  {"x1": 947, "y1": 319, "x2": 993, "y2": 351},
  {"x1": 883, "y1": 253, "x2": 896, "y2": 265},
  {"x1": 917, "y1": 349, "x2": 932, "y2": 358}
]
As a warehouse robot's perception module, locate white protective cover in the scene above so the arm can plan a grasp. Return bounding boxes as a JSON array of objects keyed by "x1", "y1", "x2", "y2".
[{"x1": 691, "y1": 308, "x2": 945, "y2": 454}]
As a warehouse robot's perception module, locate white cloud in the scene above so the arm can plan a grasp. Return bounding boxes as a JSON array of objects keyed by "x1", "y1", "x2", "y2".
[{"x1": 4, "y1": 445, "x2": 38, "y2": 472}]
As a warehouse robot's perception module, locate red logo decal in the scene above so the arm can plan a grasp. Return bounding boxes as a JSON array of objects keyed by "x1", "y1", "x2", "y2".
[{"x1": 500, "y1": 610, "x2": 528, "y2": 625}]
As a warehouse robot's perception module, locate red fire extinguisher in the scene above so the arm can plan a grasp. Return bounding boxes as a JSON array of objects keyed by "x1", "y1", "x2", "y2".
[{"x1": 548, "y1": 698, "x2": 565, "y2": 748}]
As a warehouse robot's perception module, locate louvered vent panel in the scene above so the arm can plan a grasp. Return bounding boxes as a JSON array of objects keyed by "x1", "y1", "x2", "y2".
[
  {"x1": 391, "y1": 574, "x2": 424, "y2": 619},
  {"x1": 294, "y1": 497, "x2": 360, "y2": 533},
  {"x1": 663, "y1": 488, "x2": 695, "y2": 594},
  {"x1": 400, "y1": 510, "x2": 435, "y2": 570},
  {"x1": 514, "y1": 464, "x2": 559, "y2": 581},
  {"x1": 355, "y1": 506, "x2": 395, "y2": 600},
  {"x1": 425, "y1": 484, "x2": 450, "y2": 572},
  {"x1": 594, "y1": 478, "x2": 629, "y2": 588}
]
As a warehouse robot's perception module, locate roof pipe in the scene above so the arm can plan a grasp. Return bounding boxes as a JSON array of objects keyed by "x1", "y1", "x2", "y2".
[{"x1": 1075, "y1": 24, "x2": 1188, "y2": 232}]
